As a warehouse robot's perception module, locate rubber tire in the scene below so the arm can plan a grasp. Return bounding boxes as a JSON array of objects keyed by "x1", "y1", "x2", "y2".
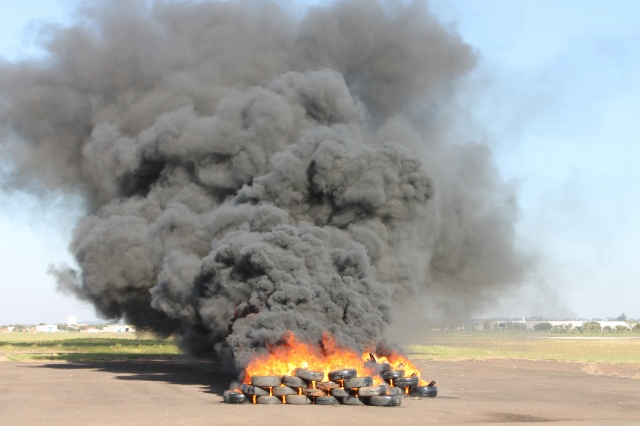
[
  {"x1": 257, "y1": 395, "x2": 281, "y2": 404},
  {"x1": 410, "y1": 385, "x2": 438, "y2": 397},
  {"x1": 342, "y1": 395, "x2": 366, "y2": 405},
  {"x1": 282, "y1": 375, "x2": 307, "y2": 389},
  {"x1": 364, "y1": 362, "x2": 391, "y2": 374},
  {"x1": 223, "y1": 391, "x2": 247, "y2": 404},
  {"x1": 394, "y1": 376, "x2": 419, "y2": 388},
  {"x1": 358, "y1": 385, "x2": 387, "y2": 397},
  {"x1": 241, "y1": 384, "x2": 269, "y2": 396},
  {"x1": 386, "y1": 387, "x2": 404, "y2": 396},
  {"x1": 314, "y1": 395, "x2": 339, "y2": 405},
  {"x1": 343, "y1": 376, "x2": 373, "y2": 389},
  {"x1": 251, "y1": 375, "x2": 282, "y2": 388},
  {"x1": 328, "y1": 369, "x2": 357, "y2": 381},
  {"x1": 368, "y1": 395, "x2": 402, "y2": 407},
  {"x1": 285, "y1": 395, "x2": 311, "y2": 405},
  {"x1": 272, "y1": 386, "x2": 297, "y2": 397},
  {"x1": 330, "y1": 388, "x2": 349, "y2": 398},
  {"x1": 296, "y1": 369, "x2": 324, "y2": 382},
  {"x1": 381, "y1": 370, "x2": 404, "y2": 381},
  {"x1": 316, "y1": 381, "x2": 340, "y2": 390},
  {"x1": 303, "y1": 388, "x2": 325, "y2": 397}
]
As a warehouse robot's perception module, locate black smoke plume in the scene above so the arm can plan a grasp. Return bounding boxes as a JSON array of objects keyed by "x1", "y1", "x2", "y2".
[{"x1": 0, "y1": 0, "x2": 528, "y2": 367}]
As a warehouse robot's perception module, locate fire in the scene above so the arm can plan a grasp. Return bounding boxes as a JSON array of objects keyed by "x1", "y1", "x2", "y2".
[
  {"x1": 241, "y1": 331, "x2": 429, "y2": 389},
  {"x1": 363, "y1": 351, "x2": 429, "y2": 386},
  {"x1": 242, "y1": 331, "x2": 369, "y2": 383}
]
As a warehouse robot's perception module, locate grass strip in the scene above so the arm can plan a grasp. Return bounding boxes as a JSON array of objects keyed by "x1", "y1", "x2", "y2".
[
  {"x1": 404, "y1": 338, "x2": 640, "y2": 364},
  {"x1": 0, "y1": 333, "x2": 182, "y2": 362}
]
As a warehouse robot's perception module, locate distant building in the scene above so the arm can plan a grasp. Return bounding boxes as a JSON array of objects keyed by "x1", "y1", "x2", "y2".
[
  {"x1": 596, "y1": 321, "x2": 630, "y2": 330},
  {"x1": 103, "y1": 325, "x2": 135, "y2": 333},
  {"x1": 492, "y1": 320, "x2": 633, "y2": 331},
  {"x1": 36, "y1": 324, "x2": 58, "y2": 333},
  {"x1": 526, "y1": 321, "x2": 583, "y2": 330},
  {"x1": 67, "y1": 316, "x2": 78, "y2": 326}
]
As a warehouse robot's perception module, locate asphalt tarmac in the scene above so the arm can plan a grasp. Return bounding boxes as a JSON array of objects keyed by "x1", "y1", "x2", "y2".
[{"x1": 1, "y1": 358, "x2": 639, "y2": 425}]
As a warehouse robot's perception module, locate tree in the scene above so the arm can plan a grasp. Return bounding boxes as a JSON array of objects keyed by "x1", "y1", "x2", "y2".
[
  {"x1": 583, "y1": 321, "x2": 602, "y2": 333},
  {"x1": 617, "y1": 313, "x2": 628, "y2": 321},
  {"x1": 533, "y1": 322, "x2": 553, "y2": 331}
]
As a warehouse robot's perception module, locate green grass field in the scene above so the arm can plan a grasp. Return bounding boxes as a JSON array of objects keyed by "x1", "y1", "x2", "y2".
[
  {"x1": 403, "y1": 333, "x2": 640, "y2": 364},
  {"x1": 2, "y1": 331, "x2": 639, "y2": 365},
  {"x1": 0, "y1": 332, "x2": 182, "y2": 362}
]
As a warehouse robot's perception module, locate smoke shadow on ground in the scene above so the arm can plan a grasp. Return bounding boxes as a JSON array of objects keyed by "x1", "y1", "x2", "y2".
[{"x1": 34, "y1": 360, "x2": 235, "y2": 396}]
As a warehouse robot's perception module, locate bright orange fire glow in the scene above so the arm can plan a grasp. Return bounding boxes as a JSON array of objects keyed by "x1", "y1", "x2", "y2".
[
  {"x1": 363, "y1": 350, "x2": 429, "y2": 386},
  {"x1": 243, "y1": 331, "x2": 369, "y2": 383},
  {"x1": 242, "y1": 331, "x2": 418, "y2": 385}
]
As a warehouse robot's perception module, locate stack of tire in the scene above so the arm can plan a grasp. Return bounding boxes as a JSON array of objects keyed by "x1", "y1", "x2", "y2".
[
  {"x1": 377, "y1": 366, "x2": 438, "y2": 398},
  {"x1": 224, "y1": 364, "x2": 435, "y2": 406}
]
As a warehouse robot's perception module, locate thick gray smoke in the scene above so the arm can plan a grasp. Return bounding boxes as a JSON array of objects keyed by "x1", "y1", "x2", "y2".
[{"x1": 1, "y1": 0, "x2": 528, "y2": 366}]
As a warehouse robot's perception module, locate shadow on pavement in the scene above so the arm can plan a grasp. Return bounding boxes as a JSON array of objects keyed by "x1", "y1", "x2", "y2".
[{"x1": 32, "y1": 359, "x2": 236, "y2": 396}]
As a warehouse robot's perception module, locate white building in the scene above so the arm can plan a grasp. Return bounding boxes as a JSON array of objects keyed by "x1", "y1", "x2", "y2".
[
  {"x1": 66, "y1": 316, "x2": 78, "y2": 326},
  {"x1": 36, "y1": 324, "x2": 58, "y2": 333},
  {"x1": 525, "y1": 320, "x2": 630, "y2": 330},
  {"x1": 103, "y1": 325, "x2": 134, "y2": 333}
]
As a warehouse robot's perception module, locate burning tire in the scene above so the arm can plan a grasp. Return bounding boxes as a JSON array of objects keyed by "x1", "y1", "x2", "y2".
[
  {"x1": 368, "y1": 395, "x2": 403, "y2": 407},
  {"x1": 223, "y1": 391, "x2": 247, "y2": 404},
  {"x1": 358, "y1": 385, "x2": 387, "y2": 397},
  {"x1": 386, "y1": 387, "x2": 403, "y2": 396},
  {"x1": 343, "y1": 376, "x2": 373, "y2": 389},
  {"x1": 251, "y1": 376, "x2": 282, "y2": 388},
  {"x1": 296, "y1": 369, "x2": 324, "y2": 382},
  {"x1": 257, "y1": 396, "x2": 282, "y2": 404},
  {"x1": 410, "y1": 385, "x2": 438, "y2": 398},
  {"x1": 303, "y1": 388, "x2": 325, "y2": 397},
  {"x1": 328, "y1": 369, "x2": 357, "y2": 381},
  {"x1": 341, "y1": 395, "x2": 366, "y2": 405},
  {"x1": 330, "y1": 388, "x2": 349, "y2": 398},
  {"x1": 314, "y1": 395, "x2": 339, "y2": 405},
  {"x1": 364, "y1": 362, "x2": 391, "y2": 374},
  {"x1": 285, "y1": 395, "x2": 311, "y2": 405},
  {"x1": 393, "y1": 376, "x2": 419, "y2": 388},
  {"x1": 381, "y1": 370, "x2": 404, "y2": 381},
  {"x1": 272, "y1": 386, "x2": 297, "y2": 397},
  {"x1": 241, "y1": 384, "x2": 269, "y2": 396},
  {"x1": 316, "y1": 381, "x2": 340, "y2": 391},
  {"x1": 282, "y1": 375, "x2": 307, "y2": 389}
]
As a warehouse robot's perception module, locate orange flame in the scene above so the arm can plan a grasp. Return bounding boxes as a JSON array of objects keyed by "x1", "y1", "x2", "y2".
[
  {"x1": 364, "y1": 350, "x2": 429, "y2": 386},
  {"x1": 243, "y1": 331, "x2": 369, "y2": 383},
  {"x1": 241, "y1": 331, "x2": 427, "y2": 388}
]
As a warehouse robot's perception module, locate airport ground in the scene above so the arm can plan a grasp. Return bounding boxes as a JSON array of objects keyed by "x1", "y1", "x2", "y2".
[{"x1": 1, "y1": 357, "x2": 639, "y2": 425}]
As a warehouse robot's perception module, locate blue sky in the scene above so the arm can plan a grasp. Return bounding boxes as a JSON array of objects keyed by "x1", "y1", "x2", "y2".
[{"x1": 1, "y1": 0, "x2": 639, "y2": 324}]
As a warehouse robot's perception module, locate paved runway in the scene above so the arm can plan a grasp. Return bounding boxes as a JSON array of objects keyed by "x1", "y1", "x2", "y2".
[{"x1": 1, "y1": 358, "x2": 639, "y2": 425}]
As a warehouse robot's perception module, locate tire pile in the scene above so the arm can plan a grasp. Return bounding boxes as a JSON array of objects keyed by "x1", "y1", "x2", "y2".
[{"x1": 223, "y1": 363, "x2": 437, "y2": 406}]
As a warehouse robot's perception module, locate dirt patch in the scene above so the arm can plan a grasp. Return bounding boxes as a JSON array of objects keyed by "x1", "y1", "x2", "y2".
[{"x1": 578, "y1": 362, "x2": 640, "y2": 379}]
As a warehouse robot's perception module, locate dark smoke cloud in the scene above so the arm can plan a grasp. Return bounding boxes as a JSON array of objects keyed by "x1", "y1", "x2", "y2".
[{"x1": 1, "y1": 0, "x2": 529, "y2": 367}]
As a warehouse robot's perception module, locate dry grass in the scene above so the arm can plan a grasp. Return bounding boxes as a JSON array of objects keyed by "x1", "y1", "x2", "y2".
[
  {"x1": 403, "y1": 333, "x2": 640, "y2": 365},
  {"x1": 0, "y1": 332, "x2": 182, "y2": 362}
]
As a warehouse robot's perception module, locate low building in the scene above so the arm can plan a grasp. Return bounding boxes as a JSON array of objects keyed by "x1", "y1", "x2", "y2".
[
  {"x1": 103, "y1": 325, "x2": 135, "y2": 333},
  {"x1": 525, "y1": 320, "x2": 630, "y2": 331},
  {"x1": 35, "y1": 324, "x2": 58, "y2": 333}
]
